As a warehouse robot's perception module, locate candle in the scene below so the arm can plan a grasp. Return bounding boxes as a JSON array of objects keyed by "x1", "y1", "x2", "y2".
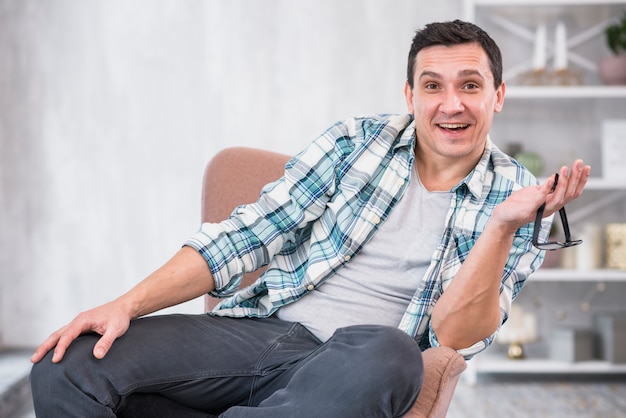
[
  {"x1": 576, "y1": 223, "x2": 603, "y2": 270},
  {"x1": 522, "y1": 312, "x2": 537, "y2": 342},
  {"x1": 554, "y1": 22, "x2": 568, "y2": 71},
  {"x1": 532, "y1": 24, "x2": 547, "y2": 71}
]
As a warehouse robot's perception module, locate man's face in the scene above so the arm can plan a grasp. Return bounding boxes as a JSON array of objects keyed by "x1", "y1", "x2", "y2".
[{"x1": 404, "y1": 42, "x2": 505, "y2": 164}]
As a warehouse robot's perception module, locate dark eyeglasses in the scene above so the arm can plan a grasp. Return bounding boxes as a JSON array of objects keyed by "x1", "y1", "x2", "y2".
[{"x1": 532, "y1": 173, "x2": 583, "y2": 251}]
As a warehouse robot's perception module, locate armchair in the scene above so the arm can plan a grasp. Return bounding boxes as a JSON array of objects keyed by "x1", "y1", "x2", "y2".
[{"x1": 202, "y1": 147, "x2": 467, "y2": 418}]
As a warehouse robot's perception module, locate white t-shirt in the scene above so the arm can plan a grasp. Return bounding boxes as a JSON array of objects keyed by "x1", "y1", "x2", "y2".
[{"x1": 277, "y1": 167, "x2": 451, "y2": 341}]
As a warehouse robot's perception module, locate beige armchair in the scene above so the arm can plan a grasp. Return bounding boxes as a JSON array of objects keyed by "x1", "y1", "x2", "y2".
[{"x1": 202, "y1": 147, "x2": 467, "y2": 418}]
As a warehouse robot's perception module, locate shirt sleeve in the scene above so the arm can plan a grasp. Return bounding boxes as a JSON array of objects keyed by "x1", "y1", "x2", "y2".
[
  {"x1": 184, "y1": 121, "x2": 352, "y2": 295},
  {"x1": 428, "y1": 221, "x2": 548, "y2": 360}
]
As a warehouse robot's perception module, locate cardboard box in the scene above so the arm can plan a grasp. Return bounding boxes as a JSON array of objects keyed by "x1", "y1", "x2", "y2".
[
  {"x1": 549, "y1": 328, "x2": 594, "y2": 363},
  {"x1": 595, "y1": 315, "x2": 626, "y2": 363}
]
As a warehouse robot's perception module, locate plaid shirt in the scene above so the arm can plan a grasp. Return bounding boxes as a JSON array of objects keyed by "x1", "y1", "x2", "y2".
[{"x1": 185, "y1": 114, "x2": 548, "y2": 358}]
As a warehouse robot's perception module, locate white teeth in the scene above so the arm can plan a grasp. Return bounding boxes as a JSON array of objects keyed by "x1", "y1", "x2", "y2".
[{"x1": 439, "y1": 123, "x2": 468, "y2": 129}]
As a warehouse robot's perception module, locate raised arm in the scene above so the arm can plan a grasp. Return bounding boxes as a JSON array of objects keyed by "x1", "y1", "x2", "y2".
[{"x1": 431, "y1": 160, "x2": 590, "y2": 350}]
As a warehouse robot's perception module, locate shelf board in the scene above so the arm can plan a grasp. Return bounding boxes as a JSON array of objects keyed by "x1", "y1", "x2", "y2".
[
  {"x1": 536, "y1": 178, "x2": 626, "y2": 190},
  {"x1": 471, "y1": 0, "x2": 626, "y2": 6},
  {"x1": 532, "y1": 268, "x2": 626, "y2": 282},
  {"x1": 584, "y1": 178, "x2": 626, "y2": 190},
  {"x1": 473, "y1": 355, "x2": 626, "y2": 374},
  {"x1": 506, "y1": 86, "x2": 626, "y2": 99}
]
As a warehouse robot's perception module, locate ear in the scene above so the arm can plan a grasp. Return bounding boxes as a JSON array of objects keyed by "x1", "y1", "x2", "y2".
[
  {"x1": 494, "y1": 81, "x2": 506, "y2": 113},
  {"x1": 404, "y1": 81, "x2": 415, "y2": 114}
]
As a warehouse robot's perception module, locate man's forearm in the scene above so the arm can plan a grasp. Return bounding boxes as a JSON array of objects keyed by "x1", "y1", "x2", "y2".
[
  {"x1": 430, "y1": 219, "x2": 515, "y2": 350},
  {"x1": 117, "y1": 246, "x2": 216, "y2": 319}
]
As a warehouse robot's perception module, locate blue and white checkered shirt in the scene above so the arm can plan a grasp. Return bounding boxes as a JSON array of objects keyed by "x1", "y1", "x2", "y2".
[{"x1": 185, "y1": 114, "x2": 548, "y2": 358}]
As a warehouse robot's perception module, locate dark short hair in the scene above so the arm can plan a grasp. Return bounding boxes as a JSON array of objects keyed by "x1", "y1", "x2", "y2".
[{"x1": 406, "y1": 20, "x2": 503, "y2": 90}]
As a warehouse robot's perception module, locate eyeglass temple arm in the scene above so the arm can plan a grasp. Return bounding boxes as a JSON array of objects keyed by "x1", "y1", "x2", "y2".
[
  {"x1": 558, "y1": 207, "x2": 573, "y2": 241},
  {"x1": 532, "y1": 173, "x2": 560, "y2": 244},
  {"x1": 534, "y1": 205, "x2": 572, "y2": 243},
  {"x1": 532, "y1": 203, "x2": 545, "y2": 244}
]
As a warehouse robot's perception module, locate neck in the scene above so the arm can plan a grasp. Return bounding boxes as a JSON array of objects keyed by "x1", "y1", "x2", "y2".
[{"x1": 414, "y1": 147, "x2": 482, "y2": 192}]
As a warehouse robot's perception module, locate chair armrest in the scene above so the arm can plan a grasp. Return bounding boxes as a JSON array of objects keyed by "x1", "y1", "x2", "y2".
[{"x1": 404, "y1": 346, "x2": 467, "y2": 418}]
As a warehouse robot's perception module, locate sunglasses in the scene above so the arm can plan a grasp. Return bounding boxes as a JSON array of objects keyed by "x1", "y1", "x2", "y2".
[{"x1": 532, "y1": 173, "x2": 583, "y2": 251}]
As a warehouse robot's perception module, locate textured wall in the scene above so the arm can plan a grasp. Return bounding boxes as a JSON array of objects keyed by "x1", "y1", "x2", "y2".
[{"x1": 0, "y1": 0, "x2": 460, "y2": 346}]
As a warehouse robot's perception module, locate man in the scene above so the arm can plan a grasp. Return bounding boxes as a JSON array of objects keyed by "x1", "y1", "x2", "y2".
[{"x1": 30, "y1": 20, "x2": 590, "y2": 417}]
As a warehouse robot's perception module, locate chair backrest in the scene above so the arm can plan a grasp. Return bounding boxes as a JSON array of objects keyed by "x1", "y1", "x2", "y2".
[{"x1": 201, "y1": 147, "x2": 291, "y2": 311}]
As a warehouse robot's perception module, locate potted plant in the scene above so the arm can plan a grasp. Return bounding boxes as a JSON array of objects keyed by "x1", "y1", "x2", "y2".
[{"x1": 599, "y1": 12, "x2": 626, "y2": 85}]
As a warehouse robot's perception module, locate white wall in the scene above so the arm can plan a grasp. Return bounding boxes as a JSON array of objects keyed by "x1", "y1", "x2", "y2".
[{"x1": 0, "y1": 0, "x2": 461, "y2": 347}]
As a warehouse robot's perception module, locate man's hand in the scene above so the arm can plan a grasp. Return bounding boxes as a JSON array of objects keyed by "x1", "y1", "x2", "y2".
[
  {"x1": 30, "y1": 247, "x2": 215, "y2": 364},
  {"x1": 492, "y1": 159, "x2": 591, "y2": 232},
  {"x1": 30, "y1": 299, "x2": 132, "y2": 364}
]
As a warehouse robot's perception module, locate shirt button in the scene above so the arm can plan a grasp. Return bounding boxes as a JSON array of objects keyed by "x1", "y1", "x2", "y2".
[
  {"x1": 306, "y1": 284, "x2": 315, "y2": 291},
  {"x1": 344, "y1": 255, "x2": 351, "y2": 262},
  {"x1": 372, "y1": 216, "x2": 381, "y2": 225}
]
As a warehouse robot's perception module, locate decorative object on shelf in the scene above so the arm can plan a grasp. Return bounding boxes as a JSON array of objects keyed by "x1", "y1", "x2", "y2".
[
  {"x1": 599, "y1": 12, "x2": 626, "y2": 85},
  {"x1": 576, "y1": 223, "x2": 604, "y2": 271},
  {"x1": 601, "y1": 120, "x2": 626, "y2": 181},
  {"x1": 519, "y1": 24, "x2": 547, "y2": 85},
  {"x1": 554, "y1": 22, "x2": 568, "y2": 72},
  {"x1": 519, "y1": 22, "x2": 583, "y2": 86},
  {"x1": 606, "y1": 223, "x2": 626, "y2": 270},
  {"x1": 595, "y1": 315, "x2": 626, "y2": 363},
  {"x1": 497, "y1": 305, "x2": 537, "y2": 360},
  {"x1": 533, "y1": 24, "x2": 547, "y2": 72},
  {"x1": 504, "y1": 142, "x2": 544, "y2": 177},
  {"x1": 548, "y1": 327, "x2": 594, "y2": 363},
  {"x1": 515, "y1": 151, "x2": 544, "y2": 177},
  {"x1": 519, "y1": 24, "x2": 550, "y2": 86},
  {"x1": 552, "y1": 21, "x2": 583, "y2": 86}
]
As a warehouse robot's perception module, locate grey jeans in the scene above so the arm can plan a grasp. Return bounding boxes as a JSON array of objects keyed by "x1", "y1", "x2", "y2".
[{"x1": 30, "y1": 314, "x2": 423, "y2": 417}]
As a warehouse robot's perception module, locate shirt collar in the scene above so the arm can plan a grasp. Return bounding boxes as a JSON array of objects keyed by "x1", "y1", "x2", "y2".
[
  {"x1": 452, "y1": 136, "x2": 494, "y2": 199},
  {"x1": 392, "y1": 114, "x2": 416, "y2": 151}
]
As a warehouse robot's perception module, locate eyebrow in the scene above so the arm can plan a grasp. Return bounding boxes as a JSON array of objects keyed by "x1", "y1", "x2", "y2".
[{"x1": 418, "y1": 69, "x2": 486, "y2": 81}]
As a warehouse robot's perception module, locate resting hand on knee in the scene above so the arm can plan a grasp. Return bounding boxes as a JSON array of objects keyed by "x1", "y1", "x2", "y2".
[{"x1": 30, "y1": 300, "x2": 132, "y2": 364}]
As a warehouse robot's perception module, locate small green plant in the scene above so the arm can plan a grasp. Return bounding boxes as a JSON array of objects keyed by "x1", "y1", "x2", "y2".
[{"x1": 606, "y1": 13, "x2": 626, "y2": 55}]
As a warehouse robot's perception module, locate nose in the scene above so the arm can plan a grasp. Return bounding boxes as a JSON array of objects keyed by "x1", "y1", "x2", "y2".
[{"x1": 439, "y1": 89, "x2": 464, "y2": 115}]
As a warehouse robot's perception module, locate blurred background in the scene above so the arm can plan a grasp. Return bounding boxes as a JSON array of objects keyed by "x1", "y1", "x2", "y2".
[{"x1": 0, "y1": 0, "x2": 461, "y2": 347}]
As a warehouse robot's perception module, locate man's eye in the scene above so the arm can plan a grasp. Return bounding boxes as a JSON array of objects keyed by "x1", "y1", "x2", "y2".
[
  {"x1": 424, "y1": 83, "x2": 439, "y2": 90},
  {"x1": 464, "y1": 83, "x2": 479, "y2": 90}
]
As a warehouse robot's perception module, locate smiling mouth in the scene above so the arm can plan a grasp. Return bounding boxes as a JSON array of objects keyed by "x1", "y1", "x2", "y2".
[{"x1": 438, "y1": 123, "x2": 469, "y2": 131}]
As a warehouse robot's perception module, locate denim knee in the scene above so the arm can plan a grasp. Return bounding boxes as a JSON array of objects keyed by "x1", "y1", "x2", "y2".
[
  {"x1": 30, "y1": 335, "x2": 118, "y2": 417},
  {"x1": 334, "y1": 325, "x2": 424, "y2": 393}
]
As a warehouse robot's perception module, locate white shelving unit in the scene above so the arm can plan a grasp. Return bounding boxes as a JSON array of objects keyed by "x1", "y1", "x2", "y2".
[
  {"x1": 465, "y1": 355, "x2": 626, "y2": 385},
  {"x1": 532, "y1": 268, "x2": 626, "y2": 282},
  {"x1": 506, "y1": 85, "x2": 626, "y2": 99},
  {"x1": 463, "y1": 0, "x2": 626, "y2": 383},
  {"x1": 463, "y1": 0, "x2": 626, "y2": 24}
]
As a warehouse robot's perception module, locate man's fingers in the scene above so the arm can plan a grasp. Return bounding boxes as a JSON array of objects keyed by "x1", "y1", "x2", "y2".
[
  {"x1": 544, "y1": 161, "x2": 590, "y2": 215},
  {"x1": 51, "y1": 327, "x2": 85, "y2": 363},
  {"x1": 572, "y1": 162, "x2": 591, "y2": 198},
  {"x1": 561, "y1": 160, "x2": 590, "y2": 202},
  {"x1": 93, "y1": 333, "x2": 116, "y2": 359},
  {"x1": 30, "y1": 334, "x2": 60, "y2": 364}
]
